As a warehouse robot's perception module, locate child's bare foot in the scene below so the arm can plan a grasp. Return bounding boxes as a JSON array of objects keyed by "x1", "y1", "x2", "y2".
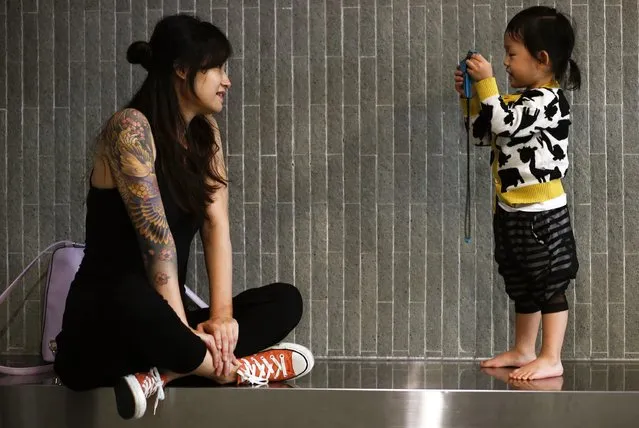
[
  {"x1": 509, "y1": 376, "x2": 564, "y2": 391},
  {"x1": 481, "y1": 367, "x2": 514, "y2": 384},
  {"x1": 480, "y1": 349, "x2": 536, "y2": 368},
  {"x1": 509, "y1": 356, "x2": 563, "y2": 380}
]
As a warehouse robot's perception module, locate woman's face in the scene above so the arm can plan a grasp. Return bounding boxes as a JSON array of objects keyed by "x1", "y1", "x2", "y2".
[{"x1": 192, "y1": 65, "x2": 231, "y2": 114}]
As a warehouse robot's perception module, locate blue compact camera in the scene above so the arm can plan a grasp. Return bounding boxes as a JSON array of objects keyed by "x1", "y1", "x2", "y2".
[{"x1": 459, "y1": 49, "x2": 478, "y2": 98}]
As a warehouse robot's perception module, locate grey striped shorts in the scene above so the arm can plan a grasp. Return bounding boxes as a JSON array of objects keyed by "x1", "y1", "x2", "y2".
[{"x1": 493, "y1": 204, "x2": 579, "y2": 314}]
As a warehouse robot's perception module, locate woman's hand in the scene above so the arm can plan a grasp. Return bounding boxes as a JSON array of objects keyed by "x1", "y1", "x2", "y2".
[
  {"x1": 189, "y1": 328, "x2": 227, "y2": 375},
  {"x1": 465, "y1": 53, "x2": 493, "y2": 82},
  {"x1": 197, "y1": 317, "x2": 239, "y2": 376}
]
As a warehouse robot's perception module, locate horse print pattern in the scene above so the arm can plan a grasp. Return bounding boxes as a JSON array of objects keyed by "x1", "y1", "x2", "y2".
[
  {"x1": 517, "y1": 146, "x2": 562, "y2": 183},
  {"x1": 470, "y1": 84, "x2": 571, "y2": 193}
]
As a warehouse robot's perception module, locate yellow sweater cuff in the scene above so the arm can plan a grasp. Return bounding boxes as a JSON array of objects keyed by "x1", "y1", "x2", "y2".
[{"x1": 475, "y1": 77, "x2": 499, "y2": 101}]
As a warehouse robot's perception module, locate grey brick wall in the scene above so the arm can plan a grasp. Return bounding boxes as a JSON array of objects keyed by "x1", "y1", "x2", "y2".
[{"x1": 0, "y1": 0, "x2": 638, "y2": 360}]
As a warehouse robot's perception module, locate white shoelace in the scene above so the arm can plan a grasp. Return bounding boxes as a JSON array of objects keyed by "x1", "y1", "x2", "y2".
[
  {"x1": 237, "y1": 354, "x2": 288, "y2": 386},
  {"x1": 140, "y1": 367, "x2": 165, "y2": 415}
]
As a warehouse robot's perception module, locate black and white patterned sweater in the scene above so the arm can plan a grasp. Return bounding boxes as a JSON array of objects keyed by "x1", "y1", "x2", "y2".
[{"x1": 463, "y1": 77, "x2": 571, "y2": 208}]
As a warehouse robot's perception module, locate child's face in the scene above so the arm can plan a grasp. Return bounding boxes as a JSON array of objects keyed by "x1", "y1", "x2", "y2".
[{"x1": 503, "y1": 33, "x2": 552, "y2": 89}]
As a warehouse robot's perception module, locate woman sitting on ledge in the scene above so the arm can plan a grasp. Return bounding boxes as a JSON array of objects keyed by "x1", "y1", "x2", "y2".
[{"x1": 54, "y1": 14, "x2": 314, "y2": 420}]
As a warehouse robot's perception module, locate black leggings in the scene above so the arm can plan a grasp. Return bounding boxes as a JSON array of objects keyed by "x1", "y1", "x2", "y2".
[{"x1": 54, "y1": 274, "x2": 303, "y2": 391}]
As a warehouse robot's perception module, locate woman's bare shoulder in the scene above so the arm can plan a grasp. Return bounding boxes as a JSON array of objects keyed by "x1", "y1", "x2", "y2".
[
  {"x1": 104, "y1": 108, "x2": 151, "y2": 131},
  {"x1": 95, "y1": 108, "x2": 156, "y2": 167}
]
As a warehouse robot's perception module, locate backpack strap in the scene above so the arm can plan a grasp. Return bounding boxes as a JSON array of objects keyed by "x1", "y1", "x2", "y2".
[
  {"x1": 0, "y1": 241, "x2": 78, "y2": 376},
  {"x1": 184, "y1": 285, "x2": 208, "y2": 309}
]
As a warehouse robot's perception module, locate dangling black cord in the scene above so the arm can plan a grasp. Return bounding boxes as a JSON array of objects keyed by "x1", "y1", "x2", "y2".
[{"x1": 464, "y1": 96, "x2": 472, "y2": 244}]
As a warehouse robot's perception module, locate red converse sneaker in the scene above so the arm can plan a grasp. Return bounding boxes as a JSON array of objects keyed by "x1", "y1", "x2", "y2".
[
  {"x1": 236, "y1": 343, "x2": 314, "y2": 386},
  {"x1": 114, "y1": 367, "x2": 166, "y2": 420}
]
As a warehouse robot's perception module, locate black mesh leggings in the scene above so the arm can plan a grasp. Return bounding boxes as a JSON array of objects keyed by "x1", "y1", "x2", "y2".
[{"x1": 493, "y1": 204, "x2": 579, "y2": 314}]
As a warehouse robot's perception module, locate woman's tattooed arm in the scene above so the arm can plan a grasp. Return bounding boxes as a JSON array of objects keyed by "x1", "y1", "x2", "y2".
[{"x1": 103, "y1": 108, "x2": 188, "y2": 322}]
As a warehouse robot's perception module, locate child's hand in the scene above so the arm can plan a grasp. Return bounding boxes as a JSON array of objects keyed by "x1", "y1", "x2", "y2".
[
  {"x1": 455, "y1": 66, "x2": 476, "y2": 98},
  {"x1": 454, "y1": 67, "x2": 465, "y2": 97},
  {"x1": 465, "y1": 53, "x2": 493, "y2": 82}
]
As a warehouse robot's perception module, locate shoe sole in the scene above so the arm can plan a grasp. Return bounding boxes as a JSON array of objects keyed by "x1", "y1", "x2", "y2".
[
  {"x1": 265, "y1": 342, "x2": 315, "y2": 380},
  {"x1": 114, "y1": 375, "x2": 146, "y2": 420}
]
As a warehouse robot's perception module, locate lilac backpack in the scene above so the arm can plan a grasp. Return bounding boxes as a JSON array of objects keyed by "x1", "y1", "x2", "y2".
[{"x1": 0, "y1": 241, "x2": 208, "y2": 376}]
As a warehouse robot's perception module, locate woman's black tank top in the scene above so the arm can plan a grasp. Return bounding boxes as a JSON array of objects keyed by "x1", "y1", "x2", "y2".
[{"x1": 73, "y1": 159, "x2": 200, "y2": 289}]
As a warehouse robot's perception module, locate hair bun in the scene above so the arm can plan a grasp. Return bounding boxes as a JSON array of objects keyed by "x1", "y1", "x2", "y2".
[{"x1": 127, "y1": 41, "x2": 153, "y2": 70}]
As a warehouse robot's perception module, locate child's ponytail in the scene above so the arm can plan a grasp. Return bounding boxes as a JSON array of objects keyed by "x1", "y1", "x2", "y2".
[{"x1": 565, "y1": 58, "x2": 581, "y2": 91}]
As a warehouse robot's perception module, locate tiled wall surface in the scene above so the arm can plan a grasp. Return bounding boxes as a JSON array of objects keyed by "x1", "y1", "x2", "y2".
[{"x1": 1, "y1": 0, "x2": 638, "y2": 360}]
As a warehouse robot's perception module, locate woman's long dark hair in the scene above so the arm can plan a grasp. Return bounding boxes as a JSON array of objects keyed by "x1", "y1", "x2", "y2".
[{"x1": 124, "y1": 14, "x2": 232, "y2": 221}]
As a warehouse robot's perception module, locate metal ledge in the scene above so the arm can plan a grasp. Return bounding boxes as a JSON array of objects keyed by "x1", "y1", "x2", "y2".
[
  {"x1": 2, "y1": 385, "x2": 639, "y2": 428},
  {"x1": 3, "y1": 361, "x2": 639, "y2": 427}
]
